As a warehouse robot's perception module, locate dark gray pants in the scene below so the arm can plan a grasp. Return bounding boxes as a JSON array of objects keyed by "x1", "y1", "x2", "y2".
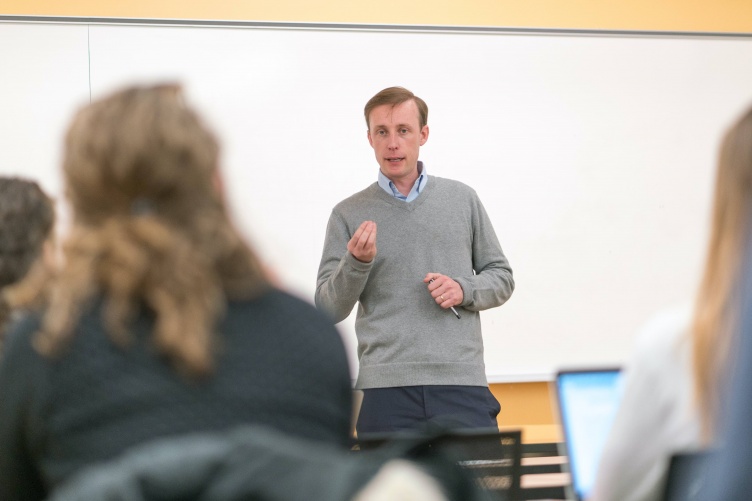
[{"x1": 356, "y1": 385, "x2": 501, "y2": 436}]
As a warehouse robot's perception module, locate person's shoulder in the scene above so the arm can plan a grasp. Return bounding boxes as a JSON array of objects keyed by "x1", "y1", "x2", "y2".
[
  {"x1": 634, "y1": 304, "x2": 692, "y2": 349},
  {"x1": 226, "y1": 288, "x2": 347, "y2": 363},
  {"x1": 229, "y1": 288, "x2": 338, "y2": 331},
  {"x1": 0, "y1": 311, "x2": 44, "y2": 369},
  {"x1": 429, "y1": 175, "x2": 473, "y2": 190},
  {"x1": 259, "y1": 287, "x2": 321, "y2": 313},
  {"x1": 428, "y1": 176, "x2": 479, "y2": 198},
  {"x1": 629, "y1": 304, "x2": 693, "y2": 371},
  {"x1": 332, "y1": 183, "x2": 380, "y2": 212}
]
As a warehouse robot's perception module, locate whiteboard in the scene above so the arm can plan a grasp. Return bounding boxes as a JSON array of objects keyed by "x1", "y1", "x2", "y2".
[
  {"x1": 3, "y1": 21, "x2": 752, "y2": 381},
  {"x1": 0, "y1": 23, "x2": 89, "y2": 212}
]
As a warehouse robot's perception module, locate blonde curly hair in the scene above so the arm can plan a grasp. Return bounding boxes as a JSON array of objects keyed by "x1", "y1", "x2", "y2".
[{"x1": 35, "y1": 84, "x2": 267, "y2": 377}]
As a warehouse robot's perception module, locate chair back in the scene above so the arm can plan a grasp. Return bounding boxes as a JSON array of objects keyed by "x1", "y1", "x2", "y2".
[
  {"x1": 355, "y1": 428, "x2": 522, "y2": 501},
  {"x1": 662, "y1": 449, "x2": 714, "y2": 501}
]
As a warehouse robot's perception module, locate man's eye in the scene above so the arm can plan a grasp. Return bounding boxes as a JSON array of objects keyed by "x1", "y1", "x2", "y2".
[
  {"x1": 377, "y1": 130, "x2": 386, "y2": 136},
  {"x1": 399, "y1": 128, "x2": 409, "y2": 134}
]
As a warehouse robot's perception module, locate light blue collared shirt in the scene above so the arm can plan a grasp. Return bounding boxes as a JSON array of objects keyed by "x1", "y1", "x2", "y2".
[{"x1": 377, "y1": 161, "x2": 428, "y2": 202}]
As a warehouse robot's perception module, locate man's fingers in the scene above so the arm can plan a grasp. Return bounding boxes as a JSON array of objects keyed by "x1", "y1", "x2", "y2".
[
  {"x1": 348, "y1": 221, "x2": 377, "y2": 262},
  {"x1": 424, "y1": 274, "x2": 463, "y2": 307},
  {"x1": 424, "y1": 273, "x2": 441, "y2": 285},
  {"x1": 423, "y1": 273, "x2": 443, "y2": 291},
  {"x1": 349, "y1": 221, "x2": 372, "y2": 247},
  {"x1": 356, "y1": 222, "x2": 376, "y2": 250},
  {"x1": 366, "y1": 223, "x2": 377, "y2": 247},
  {"x1": 351, "y1": 221, "x2": 371, "y2": 243}
]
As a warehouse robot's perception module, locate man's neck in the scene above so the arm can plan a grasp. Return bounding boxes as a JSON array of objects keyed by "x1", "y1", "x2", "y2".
[{"x1": 386, "y1": 166, "x2": 420, "y2": 197}]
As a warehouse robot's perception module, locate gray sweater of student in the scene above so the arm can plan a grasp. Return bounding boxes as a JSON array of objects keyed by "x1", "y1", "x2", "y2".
[{"x1": 315, "y1": 175, "x2": 514, "y2": 389}]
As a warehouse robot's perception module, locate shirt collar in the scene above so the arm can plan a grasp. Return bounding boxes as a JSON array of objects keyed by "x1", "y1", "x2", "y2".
[{"x1": 377, "y1": 161, "x2": 427, "y2": 202}]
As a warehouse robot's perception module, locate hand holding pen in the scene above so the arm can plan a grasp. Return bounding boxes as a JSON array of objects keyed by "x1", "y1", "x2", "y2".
[{"x1": 425, "y1": 274, "x2": 462, "y2": 319}]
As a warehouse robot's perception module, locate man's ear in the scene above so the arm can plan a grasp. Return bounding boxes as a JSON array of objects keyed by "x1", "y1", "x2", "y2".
[
  {"x1": 367, "y1": 129, "x2": 373, "y2": 147},
  {"x1": 419, "y1": 125, "x2": 430, "y2": 146}
]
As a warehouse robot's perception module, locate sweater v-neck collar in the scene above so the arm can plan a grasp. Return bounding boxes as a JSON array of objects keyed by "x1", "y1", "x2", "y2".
[{"x1": 370, "y1": 175, "x2": 435, "y2": 212}]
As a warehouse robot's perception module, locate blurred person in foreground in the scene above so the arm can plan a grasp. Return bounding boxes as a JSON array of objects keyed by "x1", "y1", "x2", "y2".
[
  {"x1": 590, "y1": 104, "x2": 752, "y2": 501},
  {"x1": 0, "y1": 84, "x2": 355, "y2": 500},
  {"x1": 0, "y1": 177, "x2": 55, "y2": 348},
  {"x1": 701, "y1": 114, "x2": 752, "y2": 501},
  {"x1": 697, "y1": 251, "x2": 752, "y2": 500}
]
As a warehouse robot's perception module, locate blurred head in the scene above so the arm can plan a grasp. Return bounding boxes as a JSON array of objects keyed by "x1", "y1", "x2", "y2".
[
  {"x1": 0, "y1": 177, "x2": 55, "y2": 344},
  {"x1": 38, "y1": 83, "x2": 266, "y2": 376},
  {"x1": 0, "y1": 177, "x2": 54, "y2": 288},
  {"x1": 692, "y1": 104, "x2": 752, "y2": 441},
  {"x1": 63, "y1": 83, "x2": 220, "y2": 227}
]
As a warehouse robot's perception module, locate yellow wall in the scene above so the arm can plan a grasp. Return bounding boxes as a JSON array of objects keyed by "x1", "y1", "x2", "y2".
[
  {"x1": 3, "y1": 0, "x2": 752, "y2": 33},
  {"x1": 491, "y1": 382, "x2": 560, "y2": 443}
]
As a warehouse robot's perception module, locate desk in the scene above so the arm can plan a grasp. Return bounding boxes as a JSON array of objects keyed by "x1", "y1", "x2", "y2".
[
  {"x1": 519, "y1": 446, "x2": 569, "y2": 500},
  {"x1": 520, "y1": 472, "x2": 569, "y2": 500}
]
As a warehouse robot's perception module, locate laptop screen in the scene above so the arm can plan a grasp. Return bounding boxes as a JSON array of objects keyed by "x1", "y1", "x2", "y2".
[{"x1": 556, "y1": 368, "x2": 624, "y2": 501}]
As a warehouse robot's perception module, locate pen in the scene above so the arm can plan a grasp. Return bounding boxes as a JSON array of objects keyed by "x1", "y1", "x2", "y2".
[{"x1": 429, "y1": 279, "x2": 461, "y2": 319}]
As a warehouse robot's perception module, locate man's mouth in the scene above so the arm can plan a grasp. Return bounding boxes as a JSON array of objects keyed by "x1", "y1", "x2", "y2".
[{"x1": 386, "y1": 157, "x2": 405, "y2": 163}]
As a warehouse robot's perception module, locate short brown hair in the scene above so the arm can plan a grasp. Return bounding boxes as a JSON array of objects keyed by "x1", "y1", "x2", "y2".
[{"x1": 364, "y1": 86, "x2": 428, "y2": 130}]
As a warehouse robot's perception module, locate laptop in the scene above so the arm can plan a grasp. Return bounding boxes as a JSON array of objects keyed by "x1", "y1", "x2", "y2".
[{"x1": 554, "y1": 368, "x2": 624, "y2": 501}]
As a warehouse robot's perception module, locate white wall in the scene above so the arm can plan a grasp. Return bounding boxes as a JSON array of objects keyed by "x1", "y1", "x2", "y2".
[
  {"x1": 0, "y1": 23, "x2": 90, "y2": 221},
  {"x1": 3, "y1": 21, "x2": 752, "y2": 380}
]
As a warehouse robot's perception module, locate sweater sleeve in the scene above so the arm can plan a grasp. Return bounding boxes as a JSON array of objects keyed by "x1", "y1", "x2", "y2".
[
  {"x1": 454, "y1": 194, "x2": 514, "y2": 312},
  {"x1": 315, "y1": 210, "x2": 373, "y2": 323},
  {"x1": 0, "y1": 316, "x2": 48, "y2": 501}
]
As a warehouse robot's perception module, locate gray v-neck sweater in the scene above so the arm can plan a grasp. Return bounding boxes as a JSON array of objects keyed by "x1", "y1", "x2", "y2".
[{"x1": 316, "y1": 175, "x2": 514, "y2": 389}]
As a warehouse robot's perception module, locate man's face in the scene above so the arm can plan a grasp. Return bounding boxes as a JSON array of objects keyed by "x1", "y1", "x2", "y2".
[{"x1": 367, "y1": 100, "x2": 429, "y2": 184}]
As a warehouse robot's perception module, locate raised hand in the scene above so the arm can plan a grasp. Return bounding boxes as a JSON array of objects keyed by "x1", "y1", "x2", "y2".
[{"x1": 348, "y1": 220, "x2": 377, "y2": 263}]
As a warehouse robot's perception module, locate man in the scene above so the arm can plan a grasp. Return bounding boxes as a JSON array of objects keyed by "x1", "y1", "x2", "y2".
[{"x1": 315, "y1": 86, "x2": 514, "y2": 435}]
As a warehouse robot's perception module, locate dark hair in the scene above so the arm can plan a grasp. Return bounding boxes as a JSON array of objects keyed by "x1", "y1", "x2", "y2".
[
  {"x1": 0, "y1": 178, "x2": 54, "y2": 287},
  {"x1": 0, "y1": 177, "x2": 54, "y2": 344},
  {"x1": 364, "y1": 86, "x2": 428, "y2": 130}
]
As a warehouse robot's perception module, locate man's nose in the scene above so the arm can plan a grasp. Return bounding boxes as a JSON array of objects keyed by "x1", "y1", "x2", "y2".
[{"x1": 387, "y1": 134, "x2": 399, "y2": 149}]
